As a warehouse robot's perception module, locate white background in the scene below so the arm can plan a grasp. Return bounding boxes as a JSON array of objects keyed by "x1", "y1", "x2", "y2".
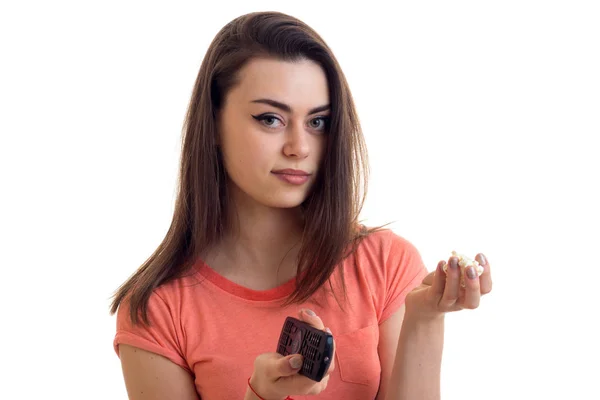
[{"x1": 1, "y1": 0, "x2": 598, "y2": 399}]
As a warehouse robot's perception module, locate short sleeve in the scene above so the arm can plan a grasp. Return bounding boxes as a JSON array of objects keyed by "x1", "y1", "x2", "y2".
[
  {"x1": 113, "y1": 291, "x2": 191, "y2": 373},
  {"x1": 378, "y1": 231, "x2": 429, "y2": 324}
]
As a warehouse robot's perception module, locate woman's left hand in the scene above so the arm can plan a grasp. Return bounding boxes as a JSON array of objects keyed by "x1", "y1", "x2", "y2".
[{"x1": 405, "y1": 253, "x2": 493, "y2": 319}]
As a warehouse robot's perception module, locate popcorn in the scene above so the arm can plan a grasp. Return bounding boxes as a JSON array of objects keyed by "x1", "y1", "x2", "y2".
[{"x1": 442, "y1": 251, "x2": 484, "y2": 287}]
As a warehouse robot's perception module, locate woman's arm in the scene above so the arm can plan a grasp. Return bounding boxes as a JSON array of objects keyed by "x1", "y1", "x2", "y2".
[
  {"x1": 385, "y1": 311, "x2": 444, "y2": 400},
  {"x1": 119, "y1": 344, "x2": 200, "y2": 400},
  {"x1": 375, "y1": 305, "x2": 443, "y2": 400}
]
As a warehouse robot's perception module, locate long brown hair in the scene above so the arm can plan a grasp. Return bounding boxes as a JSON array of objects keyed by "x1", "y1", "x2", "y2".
[{"x1": 109, "y1": 11, "x2": 388, "y2": 325}]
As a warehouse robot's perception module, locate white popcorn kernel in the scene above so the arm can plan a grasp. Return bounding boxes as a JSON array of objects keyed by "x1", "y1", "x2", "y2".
[{"x1": 442, "y1": 250, "x2": 484, "y2": 287}]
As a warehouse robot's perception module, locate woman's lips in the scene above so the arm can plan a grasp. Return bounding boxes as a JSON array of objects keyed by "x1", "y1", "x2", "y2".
[
  {"x1": 271, "y1": 171, "x2": 310, "y2": 185},
  {"x1": 271, "y1": 168, "x2": 309, "y2": 175}
]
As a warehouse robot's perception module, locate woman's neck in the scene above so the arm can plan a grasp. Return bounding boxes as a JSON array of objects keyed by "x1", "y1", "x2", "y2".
[{"x1": 202, "y1": 192, "x2": 306, "y2": 289}]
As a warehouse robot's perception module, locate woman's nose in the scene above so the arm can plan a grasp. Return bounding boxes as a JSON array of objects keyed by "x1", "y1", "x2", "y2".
[{"x1": 282, "y1": 123, "x2": 310, "y2": 158}]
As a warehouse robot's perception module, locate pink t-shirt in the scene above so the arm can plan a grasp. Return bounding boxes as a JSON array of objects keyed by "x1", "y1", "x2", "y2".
[{"x1": 114, "y1": 229, "x2": 428, "y2": 399}]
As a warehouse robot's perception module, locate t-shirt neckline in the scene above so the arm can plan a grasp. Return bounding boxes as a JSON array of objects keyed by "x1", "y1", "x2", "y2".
[{"x1": 193, "y1": 258, "x2": 298, "y2": 301}]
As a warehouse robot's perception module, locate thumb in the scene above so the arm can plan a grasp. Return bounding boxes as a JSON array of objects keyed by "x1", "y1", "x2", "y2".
[{"x1": 275, "y1": 354, "x2": 303, "y2": 377}]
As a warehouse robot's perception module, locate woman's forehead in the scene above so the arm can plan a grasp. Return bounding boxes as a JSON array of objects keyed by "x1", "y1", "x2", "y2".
[{"x1": 230, "y1": 58, "x2": 330, "y2": 111}]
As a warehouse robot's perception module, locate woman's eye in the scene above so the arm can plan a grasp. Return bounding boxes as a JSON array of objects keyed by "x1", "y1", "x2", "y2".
[
  {"x1": 252, "y1": 114, "x2": 283, "y2": 128},
  {"x1": 252, "y1": 114, "x2": 329, "y2": 131},
  {"x1": 263, "y1": 116, "x2": 278, "y2": 126},
  {"x1": 310, "y1": 117, "x2": 329, "y2": 131}
]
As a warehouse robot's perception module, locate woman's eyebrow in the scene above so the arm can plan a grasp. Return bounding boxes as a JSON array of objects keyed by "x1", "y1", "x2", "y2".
[{"x1": 250, "y1": 98, "x2": 330, "y2": 115}]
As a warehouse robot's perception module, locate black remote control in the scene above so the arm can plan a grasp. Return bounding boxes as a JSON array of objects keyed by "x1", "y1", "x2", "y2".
[{"x1": 276, "y1": 316, "x2": 334, "y2": 382}]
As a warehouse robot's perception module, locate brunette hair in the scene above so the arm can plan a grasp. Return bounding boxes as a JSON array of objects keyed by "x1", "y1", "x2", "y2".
[{"x1": 109, "y1": 11, "x2": 387, "y2": 325}]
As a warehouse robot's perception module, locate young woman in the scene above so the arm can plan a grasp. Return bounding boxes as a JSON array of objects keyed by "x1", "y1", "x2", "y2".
[{"x1": 110, "y1": 11, "x2": 492, "y2": 400}]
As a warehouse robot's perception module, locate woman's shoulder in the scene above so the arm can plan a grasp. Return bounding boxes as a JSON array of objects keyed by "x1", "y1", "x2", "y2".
[
  {"x1": 353, "y1": 225, "x2": 419, "y2": 257},
  {"x1": 347, "y1": 225, "x2": 426, "y2": 284},
  {"x1": 153, "y1": 261, "x2": 205, "y2": 301}
]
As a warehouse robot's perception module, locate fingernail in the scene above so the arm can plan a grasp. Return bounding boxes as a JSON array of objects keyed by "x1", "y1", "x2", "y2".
[
  {"x1": 466, "y1": 266, "x2": 477, "y2": 279},
  {"x1": 289, "y1": 356, "x2": 302, "y2": 369},
  {"x1": 476, "y1": 253, "x2": 487, "y2": 266},
  {"x1": 325, "y1": 327, "x2": 332, "y2": 334},
  {"x1": 450, "y1": 257, "x2": 459, "y2": 270},
  {"x1": 438, "y1": 260, "x2": 446, "y2": 272},
  {"x1": 304, "y1": 309, "x2": 316, "y2": 316}
]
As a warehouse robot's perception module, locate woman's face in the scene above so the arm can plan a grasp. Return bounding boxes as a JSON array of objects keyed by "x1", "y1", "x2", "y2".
[{"x1": 217, "y1": 57, "x2": 330, "y2": 209}]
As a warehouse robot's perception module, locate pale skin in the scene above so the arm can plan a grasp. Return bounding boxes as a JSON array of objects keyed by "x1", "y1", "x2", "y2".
[{"x1": 118, "y1": 57, "x2": 493, "y2": 399}]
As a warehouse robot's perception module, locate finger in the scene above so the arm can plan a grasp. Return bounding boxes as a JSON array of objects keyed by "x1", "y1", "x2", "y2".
[
  {"x1": 439, "y1": 256, "x2": 461, "y2": 308},
  {"x1": 431, "y1": 261, "x2": 447, "y2": 296},
  {"x1": 261, "y1": 352, "x2": 303, "y2": 378},
  {"x1": 476, "y1": 253, "x2": 492, "y2": 294},
  {"x1": 299, "y1": 309, "x2": 325, "y2": 330},
  {"x1": 461, "y1": 266, "x2": 481, "y2": 309}
]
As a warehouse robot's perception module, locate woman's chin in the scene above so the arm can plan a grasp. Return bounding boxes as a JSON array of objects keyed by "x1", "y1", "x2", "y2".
[{"x1": 261, "y1": 193, "x2": 310, "y2": 209}]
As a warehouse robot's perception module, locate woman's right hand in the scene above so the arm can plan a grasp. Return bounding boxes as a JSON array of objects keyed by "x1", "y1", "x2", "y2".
[{"x1": 245, "y1": 309, "x2": 336, "y2": 400}]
